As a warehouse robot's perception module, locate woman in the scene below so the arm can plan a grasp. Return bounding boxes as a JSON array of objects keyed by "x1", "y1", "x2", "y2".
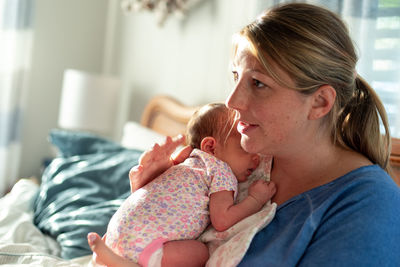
[
  {"x1": 89, "y1": 3, "x2": 400, "y2": 266},
  {"x1": 226, "y1": 3, "x2": 400, "y2": 266}
]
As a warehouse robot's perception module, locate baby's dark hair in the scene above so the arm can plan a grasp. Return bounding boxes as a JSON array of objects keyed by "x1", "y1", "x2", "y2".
[{"x1": 186, "y1": 103, "x2": 237, "y2": 149}]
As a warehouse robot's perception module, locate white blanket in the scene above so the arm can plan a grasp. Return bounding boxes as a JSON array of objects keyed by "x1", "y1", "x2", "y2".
[
  {"x1": 0, "y1": 179, "x2": 91, "y2": 266},
  {"x1": 0, "y1": 167, "x2": 276, "y2": 267}
]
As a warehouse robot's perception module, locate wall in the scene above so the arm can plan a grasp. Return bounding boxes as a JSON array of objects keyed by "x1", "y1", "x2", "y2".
[
  {"x1": 113, "y1": 0, "x2": 260, "y2": 135},
  {"x1": 19, "y1": 0, "x2": 109, "y2": 178},
  {"x1": 18, "y1": 0, "x2": 262, "y2": 179}
]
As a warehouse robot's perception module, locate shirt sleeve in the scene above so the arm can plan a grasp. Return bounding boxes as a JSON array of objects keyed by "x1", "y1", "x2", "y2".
[{"x1": 200, "y1": 152, "x2": 238, "y2": 198}]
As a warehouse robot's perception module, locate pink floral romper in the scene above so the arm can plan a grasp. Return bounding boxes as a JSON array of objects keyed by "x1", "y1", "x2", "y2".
[{"x1": 105, "y1": 149, "x2": 238, "y2": 264}]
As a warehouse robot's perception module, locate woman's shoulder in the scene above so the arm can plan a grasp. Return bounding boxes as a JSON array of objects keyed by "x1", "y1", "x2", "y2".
[
  {"x1": 328, "y1": 164, "x2": 399, "y2": 198},
  {"x1": 279, "y1": 165, "x2": 400, "y2": 217},
  {"x1": 286, "y1": 165, "x2": 400, "y2": 228}
]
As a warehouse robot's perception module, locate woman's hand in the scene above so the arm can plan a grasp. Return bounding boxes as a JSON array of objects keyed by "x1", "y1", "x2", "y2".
[{"x1": 129, "y1": 135, "x2": 192, "y2": 192}]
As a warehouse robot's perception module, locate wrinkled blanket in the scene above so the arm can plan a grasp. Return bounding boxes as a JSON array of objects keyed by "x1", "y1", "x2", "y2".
[
  {"x1": 1, "y1": 130, "x2": 276, "y2": 266},
  {"x1": 0, "y1": 179, "x2": 91, "y2": 266},
  {"x1": 33, "y1": 130, "x2": 142, "y2": 259},
  {"x1": 0, "y1": 176, "x2": 275, "y2": 267}
]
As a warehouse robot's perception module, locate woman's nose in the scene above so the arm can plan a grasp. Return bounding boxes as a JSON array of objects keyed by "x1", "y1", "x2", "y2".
[{"x1": 226, "y1": 83, "x2": 246, "y2": 111}]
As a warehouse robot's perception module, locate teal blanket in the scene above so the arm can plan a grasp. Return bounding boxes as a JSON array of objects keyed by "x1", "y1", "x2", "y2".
[{"x1": 33, "y1": 130, "x2": 143, "y2": 259}]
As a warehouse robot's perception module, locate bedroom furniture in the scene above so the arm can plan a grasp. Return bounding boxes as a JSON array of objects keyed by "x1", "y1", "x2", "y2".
[
  {"x1": 391, "y1": 138, "x2": 400, "y2": 183},
  {"x1": 140, "y1": 95, "x2": 200, "y2": 137}
]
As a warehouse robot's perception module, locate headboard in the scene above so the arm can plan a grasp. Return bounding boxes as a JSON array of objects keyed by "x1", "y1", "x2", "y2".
[
  {"x1": 140, "y1": 95, "x2": 200, "y2": 137},
  {"x1": 391, "y1": 138, "x2": 400, "y2": 184}
]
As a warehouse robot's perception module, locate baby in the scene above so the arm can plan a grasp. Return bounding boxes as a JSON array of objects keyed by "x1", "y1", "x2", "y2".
[{"x1": 88, "y1": 103, "x2": 276, "y2": 267}]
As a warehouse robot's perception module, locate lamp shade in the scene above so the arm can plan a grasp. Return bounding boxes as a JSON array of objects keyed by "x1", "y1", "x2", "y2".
[{"x1": 58, "y1": 69, "x2": 120, "y2": 135}]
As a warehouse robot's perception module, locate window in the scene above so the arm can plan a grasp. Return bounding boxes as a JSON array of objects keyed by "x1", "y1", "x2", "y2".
[{"x1": 354, "y1": 0, "x2": 400, "y2": 138}]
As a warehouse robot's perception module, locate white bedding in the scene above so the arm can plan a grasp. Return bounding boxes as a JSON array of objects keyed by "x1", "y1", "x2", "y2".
[
  {"x1": 0, "y1": 179, "x2": 92, "y2": 266},
  {"x1": 0, "y1": 123, "x2": 276, "y2": 266},
  {"x1": 0, "y1": 177, "x2": 276, "y2": 267}
]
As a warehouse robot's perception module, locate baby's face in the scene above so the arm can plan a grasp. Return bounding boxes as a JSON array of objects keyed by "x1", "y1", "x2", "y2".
[{"x1": 215, "y1": 130, "x2": 260, "y2": 182}]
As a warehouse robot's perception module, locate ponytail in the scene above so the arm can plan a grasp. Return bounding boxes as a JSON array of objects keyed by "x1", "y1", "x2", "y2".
[{"x1": 335, "y1": 75, "x2": 392, "y2": 173}]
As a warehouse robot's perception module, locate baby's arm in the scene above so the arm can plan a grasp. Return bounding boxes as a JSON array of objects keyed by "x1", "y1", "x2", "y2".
[
  {"x1": 129, "y1": 135, "x2": 192, "y2": 192},
  {"x1": 209, "y1": 180, "x2": 276, "y2": 232}
]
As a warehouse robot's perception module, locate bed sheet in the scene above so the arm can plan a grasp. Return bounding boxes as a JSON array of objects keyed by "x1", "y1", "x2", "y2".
[
  {"x1": 0, "y1": 178, "x2": 92, "y2": 266},
  {"x1": 0, "y1": 168, "x2": 276, "y2": 267},
  {"x1": 0, "y1": 128, "x2": 276, "y2": 266},
  {"x1": 0, "y1": 181, "x2": 276, "y2": 267}
]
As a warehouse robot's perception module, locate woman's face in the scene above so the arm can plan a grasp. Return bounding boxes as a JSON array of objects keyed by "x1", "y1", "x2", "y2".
[{"x1": 226, "y1": 46, "x2": 313, "y2": 156}]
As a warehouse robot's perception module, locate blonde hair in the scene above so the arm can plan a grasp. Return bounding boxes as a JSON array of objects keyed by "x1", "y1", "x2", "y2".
[
  {"x1": 186, "y1": 103, "x2": 236, "y2": 149},
  {"x1": 234, "y1": 3, "x2": 392, "y2": 173}
]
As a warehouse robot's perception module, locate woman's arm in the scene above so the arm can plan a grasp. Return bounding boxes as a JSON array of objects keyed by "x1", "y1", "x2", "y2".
[
  {"x1": 129, "y1": 135, "x2": 192, "y2": 192},
  {"x1": 209, "y1": 180, "x2": 276, "y2": 232}
]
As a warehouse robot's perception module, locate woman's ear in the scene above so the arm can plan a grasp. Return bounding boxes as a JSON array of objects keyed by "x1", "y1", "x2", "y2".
[
  {"x1": 200, "y1": 137, "x2": 217, "y2": 155},
  {"x1": 308, "y1": 85, "x2": 336, "y2": 120}
]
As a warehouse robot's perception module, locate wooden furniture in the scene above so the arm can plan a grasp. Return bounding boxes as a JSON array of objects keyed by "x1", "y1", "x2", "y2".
[
  {"x1": 390, "y1": 138, "x2": 400, "y2": 185},
  {"x1": 141, "y1": 95, "x2": 200, "y2": 137}
]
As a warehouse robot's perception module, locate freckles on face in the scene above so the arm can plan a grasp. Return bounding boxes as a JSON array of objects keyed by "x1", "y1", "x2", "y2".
[{"x1": 228, "y1": 44, "x2": 311, "y2": 155}]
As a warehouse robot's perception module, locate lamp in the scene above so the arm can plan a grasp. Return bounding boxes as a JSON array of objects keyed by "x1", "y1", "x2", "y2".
[{"x1": 58, "y1": 69, "x2": 120, "y2": 136}]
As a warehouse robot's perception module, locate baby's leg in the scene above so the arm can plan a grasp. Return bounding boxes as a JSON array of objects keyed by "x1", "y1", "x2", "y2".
[
  {"x1": 162, "y1": 240, "x2": 209, "y2": 267},
  {"x1": 87, "y1": 232, "x2": 139, "y2": 267}
]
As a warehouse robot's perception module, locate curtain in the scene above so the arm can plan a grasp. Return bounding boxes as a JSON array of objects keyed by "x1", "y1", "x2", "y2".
[
  {"x1": 256, "y1": 0, "x2": 400, "y2": 138},
  {"x1": 0, "y1": 0, "x2": 34, "y2": 195}
]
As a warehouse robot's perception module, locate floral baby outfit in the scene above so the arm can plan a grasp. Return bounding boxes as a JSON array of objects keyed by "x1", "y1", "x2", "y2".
[{"x1": 105, "y1": 149, "x2": 238, "y2": 265}]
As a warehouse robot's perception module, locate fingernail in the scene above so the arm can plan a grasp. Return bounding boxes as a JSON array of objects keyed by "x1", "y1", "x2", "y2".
[{"x1": 88, "y1": 233, "x2": 97, "y2": 242}]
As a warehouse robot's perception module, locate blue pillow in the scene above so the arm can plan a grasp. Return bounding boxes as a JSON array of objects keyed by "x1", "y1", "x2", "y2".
[{"x1": 33, "y1": 129, "x2": 143, "y2": 259}]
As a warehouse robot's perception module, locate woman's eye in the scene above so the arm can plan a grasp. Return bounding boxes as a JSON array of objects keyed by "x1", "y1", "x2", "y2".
[
  {"x1": 232, "y1": 71, "x2": 239, "y2": 82},
  {"x1": 253, "y1": 79, "x2": 265, "y2": 88}
]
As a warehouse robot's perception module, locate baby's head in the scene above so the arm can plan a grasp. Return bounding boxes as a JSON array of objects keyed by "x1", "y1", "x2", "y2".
[{"x1": 187, "y1": 103, "x2": 260, "y2": 182}]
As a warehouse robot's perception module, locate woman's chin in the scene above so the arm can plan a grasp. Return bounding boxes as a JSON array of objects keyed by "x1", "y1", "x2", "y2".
[{"x1": 240, "y1": 135, "x2": 260, "y2": 154}]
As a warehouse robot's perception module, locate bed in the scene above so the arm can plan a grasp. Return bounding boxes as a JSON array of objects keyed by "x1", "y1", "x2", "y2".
[
  {"x1": 0, "y1": 95, "x2": 277, "y2": 267},
  {"x1": 0, "y1": 95, "x2": 399, "y2": 267}
]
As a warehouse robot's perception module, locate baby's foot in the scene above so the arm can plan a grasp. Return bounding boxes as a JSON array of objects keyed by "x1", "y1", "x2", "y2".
[{"x1": 87, "y1": 232, "x2": 139, "y2": 267}]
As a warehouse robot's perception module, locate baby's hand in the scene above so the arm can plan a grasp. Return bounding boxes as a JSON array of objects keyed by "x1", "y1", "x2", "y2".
[
  {"x1": 129, "y1": 135, "x2": 191, "y2": 192},
  {"x1": 248, "y1": 180, "x2": 276, "y2": 208},
  {"x1": 138, "y1": 135, "x2": 182, "y2": 168}
]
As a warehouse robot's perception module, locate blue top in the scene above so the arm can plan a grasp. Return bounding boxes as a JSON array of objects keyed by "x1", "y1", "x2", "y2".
[{"x1": 239, "y1": 165, "x2": 400, "y2": 267}]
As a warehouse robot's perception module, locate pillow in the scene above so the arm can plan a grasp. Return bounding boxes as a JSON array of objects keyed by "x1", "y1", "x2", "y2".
[
  {"x1": 33, "y1": 129, "x2": 143, "y2": 259},
  {"x1": 121, "y1": 121, "x2": 166, "y2": 150}
]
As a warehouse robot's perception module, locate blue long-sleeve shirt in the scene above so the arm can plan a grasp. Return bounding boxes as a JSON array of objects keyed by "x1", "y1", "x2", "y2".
[{"x1": 239, "y1": 165, "x2": 400, "y2": 267}]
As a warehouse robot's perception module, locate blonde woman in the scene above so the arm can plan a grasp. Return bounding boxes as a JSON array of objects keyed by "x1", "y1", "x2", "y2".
[{"x1": 226, "y1": 3, "x2": 400, "y2": 266}]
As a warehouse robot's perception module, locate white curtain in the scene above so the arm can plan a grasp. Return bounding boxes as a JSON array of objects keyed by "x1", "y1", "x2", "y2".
[
  {"x1": 256, "y1": 0, "x2": 400, "y2": 138},
  {"x1": 0, "y1": 0, "x2": 34, "y2": 195}
]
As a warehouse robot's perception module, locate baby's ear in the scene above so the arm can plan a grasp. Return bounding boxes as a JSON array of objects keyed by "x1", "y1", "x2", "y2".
[{"x1": 200, "y1": 137, "x2": 217, "y2": 155}]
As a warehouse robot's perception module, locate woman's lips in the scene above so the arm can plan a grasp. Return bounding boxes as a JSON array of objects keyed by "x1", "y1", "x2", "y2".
[{"x1": 237, "y1": 121, "x2": 257, "y2": 134}]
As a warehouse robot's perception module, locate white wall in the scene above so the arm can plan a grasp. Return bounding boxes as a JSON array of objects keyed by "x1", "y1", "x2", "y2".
[
  {"x1": 19, "y1": 0, "x2": 261, "y2": 179},
  {"x1": 113, "y1": 0, "x2": 260, "y2": 134},
  {"x1": 19, "y1": 0, "x2": 109, "y2": 178}
]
